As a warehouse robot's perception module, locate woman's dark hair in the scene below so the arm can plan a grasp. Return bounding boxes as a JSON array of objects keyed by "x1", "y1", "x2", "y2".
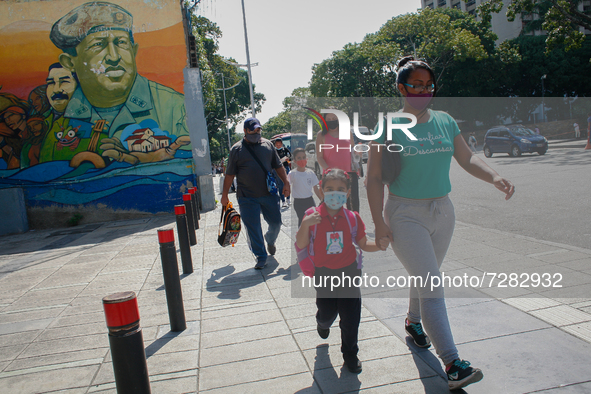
[
  {"x1": 293, "y1": 147, "x2": 306, "y2": 157},
  {"x1": 396, "y1": 56, "x2": 436, "y2": 94},
  {"x1": 321, "y1": 168, "x2": 350, "y2": 190}
]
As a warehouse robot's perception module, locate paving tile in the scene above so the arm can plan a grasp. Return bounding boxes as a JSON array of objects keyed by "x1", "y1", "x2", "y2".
[
  {"x1": 302, "y1": 335, "x2": 411, "y2": 371},
  {"x1": 529, "y1": 305, "x2": 591, "y2": 327},
  {"x1": 146, "y1": 349, "x2": 198, "y2": 375},
  {"x1": 200, "y1": 321, "x2": 291, "y2": 349},
  {"x1": 312, "y1": 354, "x2": 439, "y2": 393},
  {"x1": 201, "y1": 308, "x2": 284, "y2": 333},
  {"x1": 201, "y1": 300, "x2": 276, "y2": 320},
  {"x1": 533, "y1": 381, "x2": 591, "y2": 393},
  {"x1": 48, "y1": 312, "x2": 105, "y2": 328},
  {"x1": 200, "y1": 335, "x2": 299, "y2": 367},
  {"x1": 533, "y1": 250, "x2": 591, "y2": 264},
  {"x1": 202, "y1": 372, "x2": 320, "y2": 394},
  {"x1": 0, "y1": 318, "x2": 55, "y2": 335},
  {"x1": 0, "y1": 331, "x2": 41, "y2": 347},
  {"x1": 199, "y1": 351, "x2": 308, "y2": 391},
  {"x1": 558, "y1": 257, "x2": 591, "y2": 272},
  {"x1": 356, "y1": 376, "x2": 450, "y2": 393},
  {"x1": 0, "y1": 364, "x2": 100, "y2": 394},
  {"x1": 294, "y1": 320, "x2": 393, "y2": 352},
  {"x1": 502, "y1": 296, "x2": 562, "y2": 312},
  {"x1": 6, "y1": 348, "x2": 108, "y2": 372},
  {"x1": 561, "y1": 321, "x2": 591, "y2": 343},
  {"x1": 450, "y1": 327, "x2": 591, "y2": 393},
  {"x1": 0, "y1": 344, "x2": 27, "y2": 362},
  {"x1": 144, "y1": 333, "x2": 200, "y2": 357},
  {"x1": 21, "y1": 333, "x2": 108, "y2": 358},
  {"x1": 149, "y1": 375, "x2": 198, "y2": 393}
]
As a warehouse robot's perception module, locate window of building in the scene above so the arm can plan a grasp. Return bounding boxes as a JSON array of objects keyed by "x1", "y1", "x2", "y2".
[
  {"x1": 438, "y1": 0, "x2": 447, "y2": 7},
  {"x1": 465, "y1": 0, "x2": 476, "y2": 7},
  {"x1": 452, "y1": 2, "x2": 461, "y2": 9}
]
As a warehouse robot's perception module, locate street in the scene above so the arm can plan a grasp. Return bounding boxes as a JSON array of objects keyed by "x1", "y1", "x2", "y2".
[
  {"x1": 356, "y1": 146, "x2": 590, "y2": 250},
  {"x1": 450, "y1": 147, "x2": 590, "y2": 250}
]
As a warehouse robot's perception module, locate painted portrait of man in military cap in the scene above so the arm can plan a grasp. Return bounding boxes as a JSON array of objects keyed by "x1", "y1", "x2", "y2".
[{"x1": 47, "y1": 1, "x2": 190, "y2": 166}]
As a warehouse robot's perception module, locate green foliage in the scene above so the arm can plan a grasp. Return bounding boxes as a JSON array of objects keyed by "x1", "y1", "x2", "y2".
[
  {"x1": 190, "y1": 15, "x2": 266, "y2": 162},
  {"x1": 67, "y1": 213, "x2": 83, "y2": 227},
  {"x1": 309, "y1": 8, "x2": 493, "y2": 97},
  {"x1": 478, "y1": 0, "x2": 591, "y2": 53},
  {"x1": 263, "y1": 87, "x2": 312, "y2": 138}
]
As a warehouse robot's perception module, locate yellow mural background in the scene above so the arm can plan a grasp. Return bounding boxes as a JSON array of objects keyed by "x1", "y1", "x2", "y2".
[{"x1": 0, "y1": 0, "x2": 187, "y2": 98}]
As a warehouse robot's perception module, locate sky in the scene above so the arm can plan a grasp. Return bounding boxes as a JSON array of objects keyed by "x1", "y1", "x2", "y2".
[{"x1": 195, "y1": 0, "x2": 423, "y2": 130}]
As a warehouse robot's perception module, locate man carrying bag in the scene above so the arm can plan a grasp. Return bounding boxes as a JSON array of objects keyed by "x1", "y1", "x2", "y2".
[{"x1": 221, "y1": 118, "x2": 290, "y2": 269}]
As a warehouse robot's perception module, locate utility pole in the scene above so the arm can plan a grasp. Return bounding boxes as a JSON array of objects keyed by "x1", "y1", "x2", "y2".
[{"x1": 241, "y1": 0, "x2": 256, "y2": 118}]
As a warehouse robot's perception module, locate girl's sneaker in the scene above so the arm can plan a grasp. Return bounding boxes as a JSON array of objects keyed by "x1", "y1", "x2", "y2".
[
  {"x1": 446, "y1": 359, "x2": 483, "y2": 390},
  {"x1": 405, "y1": 319, "x2": 431, "y2": 348}
]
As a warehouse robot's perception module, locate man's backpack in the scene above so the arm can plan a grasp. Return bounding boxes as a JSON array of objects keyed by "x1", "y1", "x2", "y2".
[
  {"x1": 294, "y1": 207, "x2": 363, "y2": 277},
  {"x1": 218, "y1": 202, "x2": 241, "y2": 247}
]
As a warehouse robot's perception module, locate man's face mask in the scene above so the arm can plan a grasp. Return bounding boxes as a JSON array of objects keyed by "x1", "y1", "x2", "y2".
[{"x1": 245, "y1": 132, "x2": 261, "y2": 144}]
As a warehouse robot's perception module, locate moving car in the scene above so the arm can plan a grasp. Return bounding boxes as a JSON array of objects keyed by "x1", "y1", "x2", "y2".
[{"x1": 483, "y1": 125, "x2": 548, "y2": 157}]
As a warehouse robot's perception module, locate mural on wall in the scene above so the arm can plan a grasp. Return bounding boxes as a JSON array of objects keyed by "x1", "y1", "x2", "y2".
[{"x1": 0, "y1": 0, "x2": 195, "y2": 213}]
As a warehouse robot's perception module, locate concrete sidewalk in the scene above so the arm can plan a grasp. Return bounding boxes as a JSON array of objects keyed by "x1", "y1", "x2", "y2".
[{"x1": 1, "y1": 179, "x2": 590, "y2": 393}]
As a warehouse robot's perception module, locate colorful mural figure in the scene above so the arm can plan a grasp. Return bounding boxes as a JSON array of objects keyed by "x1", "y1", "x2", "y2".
[{"x1": 0, "y1": 0, "x2": 196, "y2": 214}]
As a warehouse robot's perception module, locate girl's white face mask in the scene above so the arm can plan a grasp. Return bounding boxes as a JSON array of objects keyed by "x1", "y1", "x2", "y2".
[{"x1": 323, "y1": 191, "x2": 347, "y2": 210}]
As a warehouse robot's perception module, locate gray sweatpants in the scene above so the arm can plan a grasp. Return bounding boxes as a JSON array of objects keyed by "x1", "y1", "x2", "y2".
[{"x1": 384, "y1": 194, "x2": 459, "y2": 365}]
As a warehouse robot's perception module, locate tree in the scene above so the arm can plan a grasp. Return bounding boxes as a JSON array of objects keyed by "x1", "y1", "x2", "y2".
[
  {"x1": 190, "y1": 16, "x2": 266, "y2": 162},
  {"x1": 263, "y1": 87, "x2": 311, "y2": 139},
  {"x1": 477, "y1": 0, "x2": 591, "y2": 52},
  {"x1": 309, "y1": 8, "x2": 493, "y2": 98}
]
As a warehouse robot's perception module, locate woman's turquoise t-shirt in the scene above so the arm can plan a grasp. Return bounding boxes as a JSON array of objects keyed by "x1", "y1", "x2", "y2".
[{"x1": 375, "y1": 110, "x2": 461, "y2": 199}]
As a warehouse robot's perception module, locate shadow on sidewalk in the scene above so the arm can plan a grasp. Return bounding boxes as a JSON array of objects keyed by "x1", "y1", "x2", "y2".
[
  {"x1": 206, "y1": 257, "x2": 290, "y2": 299},
  {"x1": 406, "y1": 337, "x2": 466, "y2": 394},
  {"x1": 295, "y1": 345, "x2": 361, "y2": 394}
]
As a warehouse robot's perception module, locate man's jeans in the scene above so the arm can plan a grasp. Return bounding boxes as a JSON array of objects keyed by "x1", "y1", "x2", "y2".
[{"x1": 237, "y1": 194, "x2": 282, "y2": 263}]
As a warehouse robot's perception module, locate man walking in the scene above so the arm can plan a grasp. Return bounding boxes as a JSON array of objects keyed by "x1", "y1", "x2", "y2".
[{"x1": 221, "y1": 118, "x2": 290, "y2": 269}]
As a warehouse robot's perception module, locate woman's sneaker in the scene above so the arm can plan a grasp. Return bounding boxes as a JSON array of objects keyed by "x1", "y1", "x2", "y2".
[
  {"x1": 446, "y1": 359, "x2": 483, "y2": 390},
  {"x1": 405, "y1": 319, "x2": 431, "y2": 348}
]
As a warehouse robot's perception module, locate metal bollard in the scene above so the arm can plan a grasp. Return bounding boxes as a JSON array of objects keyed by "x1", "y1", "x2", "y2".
[
  {"x1": 157, "y1": 229, "x2": 186, "y2": 332},
  {"x1": 182, "y1": 193, "x2": 197, "y2": 246},
  {"x1": 174, "y1": 205, "x2": 193, "y2": 274},
  {"x1": 188, "y1": 187, "x2": 200, "y2": 227},
  {"x1": 102, "y1": 291, "x2": 151, "y2": 394}
]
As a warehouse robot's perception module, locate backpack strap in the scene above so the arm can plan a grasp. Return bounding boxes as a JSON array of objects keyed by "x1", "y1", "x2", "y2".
[
  {"x1": 303, "y1": 206, "x2": 320, "y2": 257},
  {"x1": 343, "y1": 208, "x2": 363, "y2": 269}
]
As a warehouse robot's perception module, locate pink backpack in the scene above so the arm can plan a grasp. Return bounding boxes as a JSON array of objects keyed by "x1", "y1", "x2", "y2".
[{"x1": 295, "y1": 206, "x2": 363, "y2": 277}]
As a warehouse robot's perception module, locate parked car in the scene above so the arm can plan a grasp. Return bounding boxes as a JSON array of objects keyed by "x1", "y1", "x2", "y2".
[{"x1": 483, "y1": 125, "x2": 548, "y2": 157}]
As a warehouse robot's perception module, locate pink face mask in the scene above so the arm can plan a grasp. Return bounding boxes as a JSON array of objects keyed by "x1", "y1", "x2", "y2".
[
  {"x1": 296, "y1": 159, "x2": 307, "y2": 168},
  {"x1": 406, "y1": 92, "x2": 433, "y2": 111}
]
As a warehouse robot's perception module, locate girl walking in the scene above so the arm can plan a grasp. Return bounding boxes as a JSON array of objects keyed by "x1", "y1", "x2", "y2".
[{"x1": 296, "y1": 168, "x2": 388, "y2": 373}]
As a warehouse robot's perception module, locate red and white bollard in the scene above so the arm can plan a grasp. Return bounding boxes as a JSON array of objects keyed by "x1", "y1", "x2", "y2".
[{"x1": 102, "y1": 291, "x2": 151, "y2": 394}]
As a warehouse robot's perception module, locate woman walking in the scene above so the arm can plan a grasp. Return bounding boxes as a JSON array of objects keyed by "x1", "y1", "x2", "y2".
[{"x1": 366, "y1": 56, "x2": 515, "y2": 390}]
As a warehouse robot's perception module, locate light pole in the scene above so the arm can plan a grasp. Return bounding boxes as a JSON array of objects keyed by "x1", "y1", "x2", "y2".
[
  {"x1": 541, "y1": 74, "x2": 547, "y2": 122},
  {"x1": 241, "y1": 0, "x2": 256, "y2": 118}
]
